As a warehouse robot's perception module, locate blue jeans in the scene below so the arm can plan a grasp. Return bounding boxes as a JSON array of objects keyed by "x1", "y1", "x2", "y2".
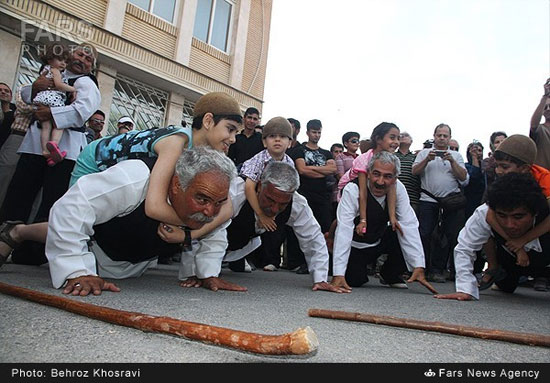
[{"x1": 418, "y1": 201, "x2": 465, "y2": 274}]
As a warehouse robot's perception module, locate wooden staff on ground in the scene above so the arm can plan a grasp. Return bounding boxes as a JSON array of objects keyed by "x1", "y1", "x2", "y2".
[
  {"x1": 308, "y1": 308, "x2": 550, "y2": 348},
  {"x1": 0, "y1": 282, "x2": 318, "y2": 356}
]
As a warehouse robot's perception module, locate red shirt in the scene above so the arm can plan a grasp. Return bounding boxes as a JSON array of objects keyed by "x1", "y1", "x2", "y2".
[{"x1": 531, "y1": 164, "x2": 550, "y2": 198}]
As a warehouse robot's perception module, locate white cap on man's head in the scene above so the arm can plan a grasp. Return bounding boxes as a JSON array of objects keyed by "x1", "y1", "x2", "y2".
[{"x1": 118, "y1": 116, "x2": 134, "y2": 125}]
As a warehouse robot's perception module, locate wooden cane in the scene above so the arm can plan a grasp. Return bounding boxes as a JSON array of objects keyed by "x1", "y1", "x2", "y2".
[
  {"x1": 0, "y1": 282, "x2": 318, "y2": 355},
  {"x1": 308, "y1": 308, "x2": 550, "y2": 348}
]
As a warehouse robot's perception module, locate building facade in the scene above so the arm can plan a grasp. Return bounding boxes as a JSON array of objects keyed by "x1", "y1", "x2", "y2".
[{"x1": 0, "y1": 0, "x2": 273, "y2": 134}]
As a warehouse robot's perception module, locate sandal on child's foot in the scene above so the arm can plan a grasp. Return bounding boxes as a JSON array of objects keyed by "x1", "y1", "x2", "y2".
[
  {"x1": 46, "y1": 141, "x2": 64, "y2": 163},
  {"x1": 0, "y1": 220, "x2": 24, "y2": 268}
]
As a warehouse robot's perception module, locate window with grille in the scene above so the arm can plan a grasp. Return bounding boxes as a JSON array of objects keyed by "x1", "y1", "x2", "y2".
[
  {"x1": 108, "y1": 74, "x2": 168, "y2": 135},
  {"x1": 181, "y1": 99, "x2": 195, "y2": 128},
  {"x1": 16, "y1": 43, "x2": 42, "y2": 89},
  {"x1": 193, "y1": 0, "x2": 234, "y2": 52}
]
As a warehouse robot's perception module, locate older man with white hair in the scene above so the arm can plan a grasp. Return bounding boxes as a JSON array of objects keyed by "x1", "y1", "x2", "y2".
[
  {"x1": 44, "y1": 146, "x2": 237, "y2": 296},
  {"x1": 331, "y1": 151, "x2": 432, "y2": 292},
  {"x1": 179, "y1": 161, "x2": 348, "y2": 293}
]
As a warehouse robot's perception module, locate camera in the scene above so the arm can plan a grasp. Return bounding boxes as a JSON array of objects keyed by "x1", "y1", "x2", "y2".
[{"x1": 435, "y1": 150, "x2": 446, "y2": 157}]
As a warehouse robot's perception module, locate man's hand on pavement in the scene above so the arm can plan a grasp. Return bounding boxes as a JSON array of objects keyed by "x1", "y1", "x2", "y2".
[
  {"x1": 330, "y1": 275, "x2": 352, "y2": 292},
  {"x1": 313, "y1": 281, "x2": 351, "y2": 293},
  {"x1": 201, "y1": 277, "x2": 248, "y2": 292},
  {"x1": 407, "y1": 267, "x2": 439, "y2": 294},
  {"x1": 63, "y1": 276, "x2": 121, "y2": 296},
  {"x1": 434, "y1": 292, "x2": 474, "y2": 301}
]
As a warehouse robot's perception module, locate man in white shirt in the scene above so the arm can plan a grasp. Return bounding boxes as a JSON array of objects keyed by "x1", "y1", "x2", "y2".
[
  {"x1": 44, "y1": 147, "x2": 238, "y2": 296},
  {"x1": 331, "y1": 151, "x2": 433, "y2": 292},
  {"x1": 180, "y1": 161, "x2": 349, "y2": 293},
  {"x1": 0, "y1": 43, "x2": 101, "y2": 265},
  {"x1": 436, "y1": 173, "x2": 550, "y2": 301},
  {"x1": 412, "y1": 123, "x2": 469, "y2": 283}
]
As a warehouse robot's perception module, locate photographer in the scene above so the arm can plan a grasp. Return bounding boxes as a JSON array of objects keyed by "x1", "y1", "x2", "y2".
[{"x1": 412, "y1": 123, "x2": 469, "y2": 283}]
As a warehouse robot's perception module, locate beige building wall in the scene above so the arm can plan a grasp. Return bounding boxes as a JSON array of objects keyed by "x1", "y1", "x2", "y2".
[
  {"x1": 103, "y1": 0, "x2": 127, "y2": 36},
  {"x1": 121, "y1": 3, "x2": 178, "y2": 60},
  {"x1": 42, "y1": 0, "x2": 108, "y2": 28},
  {"x1": 242, "y1": 0, "x2": 272, "y2": 99},
  {"x1": 95, "y1": 63, "x2": 117, "y2": 136},
  {"x1": 0, "y1": 31, "x2": 22, "y2": 89},
  {"x1": 0, "y1": 0, "x2": 272, "y2": 113},
  {"x1": 165, "y1": 92, "x2": 186, "y2": 126}
]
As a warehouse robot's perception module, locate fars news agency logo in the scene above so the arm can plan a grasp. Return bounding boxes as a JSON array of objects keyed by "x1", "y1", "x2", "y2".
[
  {"x1": 424, "y1": 369, "x2": 436, "y2": 378},
  {"x1": 20, "y1": 17, "x2": 94, "y2": 49}
]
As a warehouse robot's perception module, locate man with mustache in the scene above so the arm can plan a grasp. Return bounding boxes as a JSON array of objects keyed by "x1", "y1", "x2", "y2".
[
  {"x1": 42, "y1": 146, "x2": 238, "y2": 296},
  {"x1": 331, "y1": 151, "x2": 432, "y2": 292},
  {"x1": 412, "y1": 123, "x2": 468, "y2": 283},
  {"x1": 0, "y1": 43, "x2": 100, "y2": 265},
  {"x1": 179, "y1": 161, "x2": 348, "y2": 293}
]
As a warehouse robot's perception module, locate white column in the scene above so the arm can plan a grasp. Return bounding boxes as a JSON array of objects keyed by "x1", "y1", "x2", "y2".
[
  {"x1": 165, "y1": 91, "x2": 185, "y2": 126},
  {"x1": 228, "y1": 0, "x2": 251, "y2": 89},
  {"x1": 95, "y1": 63, "x2": 117, "y2": 136},
  {"x1": 104, "y1": 0, "x2": 128, "y2": 35},
  {"x1": 174, "y1": 0, "x2": 198, "y2": 66},
  {"x1": 0, "y1": 31, "x2": 22, "y2": 90}
]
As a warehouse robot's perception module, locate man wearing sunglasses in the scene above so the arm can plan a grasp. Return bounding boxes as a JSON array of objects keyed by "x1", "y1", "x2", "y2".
[
  {"x1": 85, "y1": 110, "x2": 105, "y2": 143},
  {"x1": 529, "y1": 77, "x2": 550, "y2": 170},
  {"x1": 335, "y1": 132, "x2": 360, "y2": 181}
]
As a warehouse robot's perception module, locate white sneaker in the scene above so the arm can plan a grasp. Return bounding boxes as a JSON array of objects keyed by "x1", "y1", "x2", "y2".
[
  {"x1": 263, "y1": 264, "x2": 277, "y2": 271},
  {"x1": 244, "y1": 259, "x2": 252, "y2": 273},
  {"x1": 379, "y1": 277, "x2": 408, "y2": 289},
  {"x1": 389, "y1": 282, "x2": 408, "y2": 289}
]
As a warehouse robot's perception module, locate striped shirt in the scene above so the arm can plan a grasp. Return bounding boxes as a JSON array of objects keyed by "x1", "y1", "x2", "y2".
[{"x1": 395, "y1": 150, "x2": 421, "y2": 205}]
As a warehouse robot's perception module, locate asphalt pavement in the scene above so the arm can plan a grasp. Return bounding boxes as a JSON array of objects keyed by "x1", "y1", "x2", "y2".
[{"x1": 1, "y1": 261, "x2": 549, "y2": 364}]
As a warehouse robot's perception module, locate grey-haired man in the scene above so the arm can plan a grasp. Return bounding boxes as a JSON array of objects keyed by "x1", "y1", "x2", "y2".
[
  {"x1": 331, "y1": 151, "x2": 433, "y2": 292},
  {"x1": 45, "y1": 146, "x2": 237, "y2": 296},
  {"x1": 180, "y1": 161, "x2": 349, "y2": 293}
]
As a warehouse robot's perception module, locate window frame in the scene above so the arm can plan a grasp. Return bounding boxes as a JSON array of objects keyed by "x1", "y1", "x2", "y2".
[
  {"x1": 194, "y1": 0, "x2": 235, "y2": 53},
  {"x1": 129, "y1": 0, "x2": 179, "y2": 24}
]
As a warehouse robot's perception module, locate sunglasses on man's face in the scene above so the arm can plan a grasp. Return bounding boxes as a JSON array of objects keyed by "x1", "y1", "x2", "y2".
[{"x1": 349, "y1": 139, "x2": 360, "y2": 144}]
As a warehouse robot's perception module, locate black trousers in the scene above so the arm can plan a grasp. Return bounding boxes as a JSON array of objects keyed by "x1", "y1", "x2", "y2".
[
  {"x1": 495, "y1": 236, "x2": 550, "y2": 293},
  {"x1": 345, "y1": 229, "x2": 407, "y2": 287},
  {"x1": 257, "y1": 226, "x2": 286, "y2": 267},
  {"x1": 1, "y1": 153, "x2": 75, "y2": 265},
  {"x1": 1, "y1": 153, "x2": 75, "y2": 223},
  {"x1": 297, "y1": 189, "x2": 332, "y2": 233},
  {"x1": 285, "y1": 226, "x2": 306, "y2": 270}
]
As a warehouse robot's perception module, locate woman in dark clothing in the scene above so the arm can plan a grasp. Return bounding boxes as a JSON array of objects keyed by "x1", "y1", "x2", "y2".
[{"x1": 464, "y1": 141, "x2": 486, "y2": 220}]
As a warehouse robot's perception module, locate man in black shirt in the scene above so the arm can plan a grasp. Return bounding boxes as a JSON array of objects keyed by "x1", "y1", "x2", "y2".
[
  {"x1": 288, "y1": 119, "x2": 337, "y2": 273},
  {"x1": 227, "y1": 107, "x2": 264, "y2": 167}
]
